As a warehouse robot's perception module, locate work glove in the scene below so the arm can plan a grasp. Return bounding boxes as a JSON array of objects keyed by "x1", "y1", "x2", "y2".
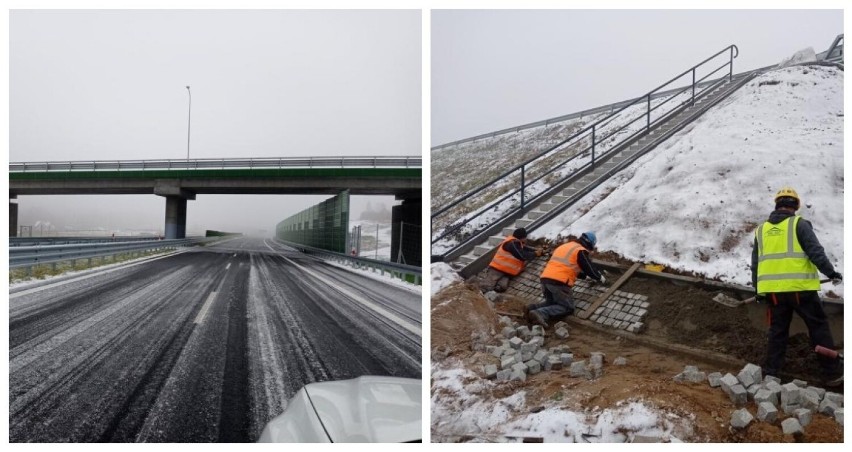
[
  {"x1": 599, "y1": 275, "x2": 607, "y2": 285},
  {"x1": 535, "y1": 247, "x2": 543, "y2": 257},
  {"x1": 830, "y1": 272, "x2": 843, "y2": 285}
]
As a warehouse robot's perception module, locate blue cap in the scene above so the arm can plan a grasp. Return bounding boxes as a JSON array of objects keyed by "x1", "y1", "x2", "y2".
[{"x1": 581, "y1": 231, "x2": 597, "y2": 248}]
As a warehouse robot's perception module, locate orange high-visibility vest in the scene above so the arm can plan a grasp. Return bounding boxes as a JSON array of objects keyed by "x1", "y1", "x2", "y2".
[
  {"x1": 540, "y1": 241, "x2": 585, "y2": 286},
  {"x1": 489, "y1": 236, "x2": 526, "y2": 276}
]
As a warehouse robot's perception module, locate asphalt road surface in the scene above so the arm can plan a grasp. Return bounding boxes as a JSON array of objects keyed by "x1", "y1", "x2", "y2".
[{"x1": 9, "y1": 237, "x2": 422, "y2": 442}]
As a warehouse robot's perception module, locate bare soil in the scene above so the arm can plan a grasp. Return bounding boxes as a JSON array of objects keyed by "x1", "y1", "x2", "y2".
[{"x1": 431, "y1": 277, "x2": 843, "y2": 443}]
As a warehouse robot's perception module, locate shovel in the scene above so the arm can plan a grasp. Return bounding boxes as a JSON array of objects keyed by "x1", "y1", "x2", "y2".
[{"x1": 714, "y1": 278, "x2": 834, "y2": 308}]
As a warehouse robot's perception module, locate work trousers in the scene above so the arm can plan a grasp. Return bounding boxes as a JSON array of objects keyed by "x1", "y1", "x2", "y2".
[
  {"x1": 480, "y1": 267, "x2": 511, "y2": 293},
  {"x1": 528, "y1": 281, "x2": 575, "y2": 321},
  {"x1": 763, "y1": 291, "x2": 839, "y2": 378}
]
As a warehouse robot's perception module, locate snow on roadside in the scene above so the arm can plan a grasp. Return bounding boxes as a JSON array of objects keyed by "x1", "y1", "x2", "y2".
[
  {"x1": 431, "y1": 262, "x2": 463, "y2": 296},
  {"x1": 537, "y1": 64, "x2": 843, "y2": 296},
  {"x1": 322, "y1": 259, "x2": 421, "y2": 294},
  {"x1": 431, "y1": 361, "x2": 690, "y2": 443}
]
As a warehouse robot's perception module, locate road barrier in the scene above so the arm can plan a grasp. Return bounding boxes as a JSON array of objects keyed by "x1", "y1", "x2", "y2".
[
  {"x1": 9, "y1": 237, "x2": 216, "y2": 270},
  {"x1": 274, "y1": 239, "x2": 422, "y2": 286}
]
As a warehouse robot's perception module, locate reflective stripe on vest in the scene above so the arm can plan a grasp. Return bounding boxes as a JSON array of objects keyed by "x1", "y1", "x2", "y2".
[
  {"x1": 489, "y1": 236, "x2": 525, "y2": 276},
  {"x1": 755, "y1": 215, "x2": 820, "y2": 294},
  {"x1": 540, "y1": 241, "x2": 585, "y2": 286}
]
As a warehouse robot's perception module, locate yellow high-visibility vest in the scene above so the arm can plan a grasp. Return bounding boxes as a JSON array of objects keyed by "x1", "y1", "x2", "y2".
[{"x1": 755, "y1": 216, "x2": 820, "y2": 294}]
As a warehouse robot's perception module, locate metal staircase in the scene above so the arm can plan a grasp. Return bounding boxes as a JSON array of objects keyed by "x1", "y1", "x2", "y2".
[{"x1": 431, "y1": 45, "x2": 763, "y2": 278}]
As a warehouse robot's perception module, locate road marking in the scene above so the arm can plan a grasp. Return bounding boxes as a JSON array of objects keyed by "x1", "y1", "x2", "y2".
[
  {"x1": 278, "y1": 255, "x2": 421, "y2": 337},
  {"x1": 195, "y1": 291, "x2": 217, "y2": 324}
]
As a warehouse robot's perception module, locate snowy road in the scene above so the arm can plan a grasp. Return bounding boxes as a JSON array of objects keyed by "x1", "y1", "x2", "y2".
[{"x1": 9, "y1": 237, "x2": 422, "y2": 442}]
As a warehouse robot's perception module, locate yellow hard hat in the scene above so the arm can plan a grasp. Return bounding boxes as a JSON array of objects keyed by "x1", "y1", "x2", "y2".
[{"x1": 774, "y1": 186, "x2": 800, "y2": 203}]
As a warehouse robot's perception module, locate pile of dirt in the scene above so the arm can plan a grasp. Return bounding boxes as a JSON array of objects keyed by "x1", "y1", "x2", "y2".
[
  {"x1": 431, "y1": 274, "x2": 843, "y2": 443},
  {"x1": 431, "y1": 281, "x2": 499, "y2": 358}
]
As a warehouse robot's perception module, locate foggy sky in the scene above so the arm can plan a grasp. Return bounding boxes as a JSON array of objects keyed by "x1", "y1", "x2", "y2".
[
  {"x1": 432, "y1": 9, "x2": 843, "y2": 145},
  {"x1": 9, "y1": 10, "x2": 421, "y2": 235}
]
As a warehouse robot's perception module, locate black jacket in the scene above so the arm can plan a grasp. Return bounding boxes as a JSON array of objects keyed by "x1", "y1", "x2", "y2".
[
  {"x1": 502, "y1": 238, "x2": 538, "y2": 262},
  {"x1": 750, "y1": 209, "x2": 837, "y2": 288}
]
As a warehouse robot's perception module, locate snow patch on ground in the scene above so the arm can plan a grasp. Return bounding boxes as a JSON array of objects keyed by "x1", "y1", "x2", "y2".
[
  {"x1": 431, "y1": 361, "x2": 690, "y2": 442},
  {"x1": 538, "y1": 65, "x2": 843, "y2": 296},
  {"x1": 431, "y1": 262, "x2": 463, "y2": 296}
]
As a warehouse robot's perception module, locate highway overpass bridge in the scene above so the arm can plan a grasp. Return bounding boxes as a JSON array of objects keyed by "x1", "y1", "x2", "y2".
[{"x1": 9, "y1": 156, "x2": 421, "y2": 242}]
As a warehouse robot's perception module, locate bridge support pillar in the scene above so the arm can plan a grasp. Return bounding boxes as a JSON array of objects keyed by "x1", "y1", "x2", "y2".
[
  {"x1": 164, "y1": 196, "x2": 188, "y2": 239},
  {"x1": 10, "y1": 200, "x2": 18, "y2": 238},
  {"x1": 391, "y1": 197, "x2": 421, "y2": 267}
]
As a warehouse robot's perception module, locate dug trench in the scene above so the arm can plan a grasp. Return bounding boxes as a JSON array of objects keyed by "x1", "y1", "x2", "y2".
[{"x1": 431, "y1": 262, "x2": 843, "y2": 442}]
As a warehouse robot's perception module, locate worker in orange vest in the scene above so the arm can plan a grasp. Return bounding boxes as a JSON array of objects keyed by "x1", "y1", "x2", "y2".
[
  {"x1": 479, "y1": 227, "x2": 542, "y2": 293},
  {"x1": 526, "y1": 232, "x2": 605, "y2": 326}
]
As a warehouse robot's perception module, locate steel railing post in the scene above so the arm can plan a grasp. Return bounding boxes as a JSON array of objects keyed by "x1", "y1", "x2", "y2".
[
  {"x1": 520, "y1": 166, "x2": 525, "y2": 211},
  {"x1": 646, "y1": 94, "x2": 651, "y2": 131},
  {"x1": 729, "y1": 46, "x2": 734, "y2": 81},
  {"x1": 692, "y1": 68, "x2": 696, "y2": 106},
  {"x1": 591, "y1": 125, "x2": 596, "y2": 168}
]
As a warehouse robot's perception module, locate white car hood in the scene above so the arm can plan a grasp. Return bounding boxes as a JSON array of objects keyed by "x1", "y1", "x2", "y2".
[{"x1": 259, "y1": 376, "x2": 421, "y2": 443}]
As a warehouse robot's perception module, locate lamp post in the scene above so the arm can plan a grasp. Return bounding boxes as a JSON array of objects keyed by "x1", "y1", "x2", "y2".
[{"x1": 186, "y1": 85, "x2": 191, "y2": 160}]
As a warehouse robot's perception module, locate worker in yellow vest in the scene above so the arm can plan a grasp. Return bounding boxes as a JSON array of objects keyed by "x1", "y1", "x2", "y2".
[
  {"x1": 752, "y1": 187, "x2": 843, "y2": 387},
  {"x1": 480, "y1": 227, "x2": 542, "y2": 293},
  {"x1": 526, "y1": 232, "x2": 605, "y2": 326}
]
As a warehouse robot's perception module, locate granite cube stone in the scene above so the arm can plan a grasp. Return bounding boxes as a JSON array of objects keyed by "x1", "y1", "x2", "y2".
[
  {"x1": 781, "y1": 418, "x2": 803, "y2": 436},
  {"x1": 708, "y1": 372, "x2": 723, "y2": 388},
  {"x1": 731, "y1": 408, "x2": 753, "y2": 429},
  {"x1": 570, "y1": 360, "x2": 586, "y2": 377},
  {"x1": 526, "y1": 360, "x2": 542, "y2": 375},
  {"x1": 794, "y1": 408, "x2": 813, "y2": 427},
  {"x1": 757, "y1": 402, "x2": 778, "y2": 423}
]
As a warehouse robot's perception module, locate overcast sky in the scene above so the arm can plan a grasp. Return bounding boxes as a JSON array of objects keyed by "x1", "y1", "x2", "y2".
[
  {"x1": 432, "y1": 9, "x2": 843, "y2": 145},
  {"x1": 9, "y1": 9, "x2": 421, "y2": 235}
]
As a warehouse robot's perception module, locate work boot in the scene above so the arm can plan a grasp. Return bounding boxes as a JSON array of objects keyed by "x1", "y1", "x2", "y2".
[{"x1": 528, "y1": 310, "x2": 548, "y2": 328}]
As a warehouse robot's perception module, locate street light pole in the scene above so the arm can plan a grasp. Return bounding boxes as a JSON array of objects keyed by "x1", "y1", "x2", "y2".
[{"x1": 186, "y1": 85, "x2": 191, "y2": 160}]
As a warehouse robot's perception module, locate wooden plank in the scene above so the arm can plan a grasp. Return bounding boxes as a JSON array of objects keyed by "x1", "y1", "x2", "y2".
[{"x1": 577, "y1": 262, "x2": 641, "y2": 319}]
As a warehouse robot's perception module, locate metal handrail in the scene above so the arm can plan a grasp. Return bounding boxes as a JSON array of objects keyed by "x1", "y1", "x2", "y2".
[
  {"x1": 431, "y1": 45, "x2": 739, "y2": 251},
  {"x1": 10, "y1": 156, "x2": 422, "y2": 173}
]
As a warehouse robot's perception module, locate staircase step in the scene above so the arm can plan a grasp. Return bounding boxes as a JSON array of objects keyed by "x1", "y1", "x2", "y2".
[
  {"x1": 457, "y1": 254, "x2": 475, "y2": 265},
  {"x1": 547, "y1": 195, "x2": 567, "y2": 205},
  {"x1": 527, "y1": 210, "x2": 546, "y2": 220},
  {"x1": 516, "y1": 218, "x2": 534, "y2": 228},
  {"x1": 474, "y1": 244, "x2": 493, "y2": 256},
  {"x1": 487, "y1": 235, "x2": 504, "y2": 246},
  {"x1": 538, "y1": 200, "x2": 565, "y2": 212},
  {"x1": 502, "y1": 227, "x2": 516, "y2": 237}
]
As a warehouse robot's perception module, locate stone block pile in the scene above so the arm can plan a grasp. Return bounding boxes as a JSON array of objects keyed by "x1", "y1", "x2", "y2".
[
  {"x1": 503, "y1": 260, "x2": 649, "y2": 332},
  {"x1": 672, "y1": 362, "x2": 844, "y2": 434},
  {"x1": 480, "y1": 316, "x2": 627, "y2": 383}
]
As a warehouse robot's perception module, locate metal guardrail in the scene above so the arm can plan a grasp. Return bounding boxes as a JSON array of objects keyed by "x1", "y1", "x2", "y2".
[
  {"x1": 9, "y1": 156, "x2": 422, "y2": 173},
  {"x1": 10, "y1": 236, "x2": 161, "y2": 247},
  {"x1": 9, "y1": 237, "x2": 213, "y2": 269},
  {"x1": 274, "y1": 239, "x2": 422, "y2": 285},
  {"x1": 431, "y1": 45, "x2": 740, "y2": 254}
]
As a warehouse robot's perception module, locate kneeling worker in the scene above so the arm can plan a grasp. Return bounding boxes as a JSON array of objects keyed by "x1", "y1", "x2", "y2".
[
  {"x1": 480, "y1": 227, "x2": 542, "y2": 293},
  {"x1": 526, "y1": 232, "x2": 605, "y2": 326}
]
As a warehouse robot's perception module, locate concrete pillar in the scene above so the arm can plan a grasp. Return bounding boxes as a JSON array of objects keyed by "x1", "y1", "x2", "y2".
[
  {"x1": 10, "y1": 201, "x2": 18, "y2": 238},
  {"x1": 391, "y1": 197, "x2": 421, "y2": 267},
  {"x1": 164, "y1": 196, "x2": 187, "y2": 239}
]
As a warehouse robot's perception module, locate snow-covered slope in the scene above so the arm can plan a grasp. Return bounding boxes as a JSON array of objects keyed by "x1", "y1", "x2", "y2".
[{"x1": 536, "y1": 64, "x2": 843, "y2": 295}]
